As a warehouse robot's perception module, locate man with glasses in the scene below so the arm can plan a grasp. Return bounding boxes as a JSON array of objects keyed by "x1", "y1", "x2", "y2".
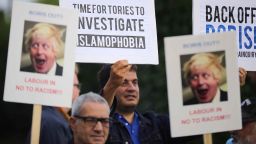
[{"x1": 70, "y1": 92, "x2": 110, "y2": 144}]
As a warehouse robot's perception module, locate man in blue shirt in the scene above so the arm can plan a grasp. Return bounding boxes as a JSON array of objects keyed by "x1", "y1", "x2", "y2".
[{"x1": 98, "y1": 60, "x2": 198, "y2": 144}]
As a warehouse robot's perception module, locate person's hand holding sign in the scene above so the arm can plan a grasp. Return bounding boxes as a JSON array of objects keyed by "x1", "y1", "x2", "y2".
[
  {"x1": 102, "y1": 60, "x2": 131, "y2": 106},
  {"x1": 239, "y1": 67, "x2": 247, "y2": 86}
]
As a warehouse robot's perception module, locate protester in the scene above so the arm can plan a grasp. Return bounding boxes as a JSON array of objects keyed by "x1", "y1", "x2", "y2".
[
  {"x1": 26, "y1": 65, "x2": 80, "y2": 144},
  {"x1": 21, "y1": 23, "x2": 64, "y2": 76},
  {"x1": 226, "y1": 97, "x2": 256, "y2": 144},
  {"x1": 70, "y1": 92, "x2": 110, "y2": 144},
  {"x1": 98, "y1": 60, "x2": 198, "y2": 144}
]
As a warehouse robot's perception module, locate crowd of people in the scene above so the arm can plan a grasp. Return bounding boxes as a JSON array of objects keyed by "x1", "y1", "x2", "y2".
[
  {"x1": 22, "y1": 23, "x2": 255, "y2": 144},
  {"x1": 23, "y1": 57, "x2": 254, "y2": 144}
]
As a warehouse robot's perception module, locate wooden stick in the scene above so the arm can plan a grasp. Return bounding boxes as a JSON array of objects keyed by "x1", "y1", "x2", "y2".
[
  {"x1": 30, "y1": 104, "x2": 42, "y2": 144},
  {"x1": 203, "y1": 133, "x2": 213, "y2": 144}
]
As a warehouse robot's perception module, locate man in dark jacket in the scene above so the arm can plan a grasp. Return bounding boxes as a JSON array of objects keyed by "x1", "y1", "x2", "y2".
[{"x1": 98, "y1": 60, "x2": 197, "y2": 144}]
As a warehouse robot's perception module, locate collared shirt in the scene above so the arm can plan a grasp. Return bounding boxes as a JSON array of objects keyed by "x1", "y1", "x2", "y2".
[
  {"x1": 47, "y1": 62, "x2": 57, "y2": 75},
  {"x1": 212, "y1": 89, "x2": 220, "y2": 103},
  {"x1": 114, "y1": 112, "x2": 140, "y2": 144}
]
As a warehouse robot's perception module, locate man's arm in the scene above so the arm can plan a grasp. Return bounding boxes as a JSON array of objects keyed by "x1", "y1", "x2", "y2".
[{"x1": 102, "y1": 60, "x2": 131, "y2": 107}]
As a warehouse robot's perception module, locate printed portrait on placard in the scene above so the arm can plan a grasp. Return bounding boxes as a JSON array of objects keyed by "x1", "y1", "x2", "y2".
[
  {"x1": 20, "y1": 21, "x2": 66, "y2": 76},
  {"x1": 181, "y1": 51, "x2": 227, "y2": 105}
]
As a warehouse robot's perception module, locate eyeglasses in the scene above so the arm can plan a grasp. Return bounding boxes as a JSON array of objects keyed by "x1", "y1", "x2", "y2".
[{"x1": 74, "y1": 115, "x2": 112, "y2": 128}]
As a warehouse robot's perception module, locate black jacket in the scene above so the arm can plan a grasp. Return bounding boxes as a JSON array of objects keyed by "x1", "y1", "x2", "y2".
[{"x1": 107, "y1": 111, "x2": 198, "y2": 144}]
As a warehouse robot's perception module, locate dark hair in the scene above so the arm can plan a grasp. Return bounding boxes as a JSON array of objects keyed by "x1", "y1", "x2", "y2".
[
  {"x1": 97, "y1": 64, "x2": 138, "y2": 91},
  {"x1": 241, "y1": 97, "x2": 256, "y2": 124},
  {"x1": 97, "y1": 64, "x2": 137, "y2": 114}
]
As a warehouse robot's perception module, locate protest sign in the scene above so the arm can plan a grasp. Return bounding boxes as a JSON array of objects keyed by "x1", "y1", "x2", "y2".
[
  {"x1": 59, "y1": 0, "x2": 158, "y2": 64},
  {"x1": 3, "y1": 1, "x2": 78, "y2": 107},
  {"x1": 164, "y1": 32, "x2": 241, "y2": 137},
  {"x1": 193, "y1": 0, "x2": 256, "y2": 71}
]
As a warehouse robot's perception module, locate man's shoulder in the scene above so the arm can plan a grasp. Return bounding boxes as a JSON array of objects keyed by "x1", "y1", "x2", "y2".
[
  {"x1": 40, "y1": 107, "x2": 72, "y2": 144},
  {"x1": 184, "y1": 97, "x2": 199, "y2": 105},
  {"x1": 220, "y1": 90, "x2": 228, "y2": 101},
  {"x1": 142, "y1": 111, "x2": 169, "y2": 119},
  {"x1": 56, "y1": 64, "x2": 63, "y2": 76},
  {"x1": 139, "y1": 111, "x2": 170, "y2": 127},
  {"x1": 42, "y1": 107, "x2": 58, "y2": 121},
  {"x1": 41, "y1": 106, "x2": 67, "y2": 126}
]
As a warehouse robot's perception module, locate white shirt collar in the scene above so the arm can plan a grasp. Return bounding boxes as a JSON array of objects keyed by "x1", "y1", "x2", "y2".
[
  {"x1": 212, "y1": 89, "x2": 220, "y2": 103},
  {"x1": 47, "y1": 62, "x2": 57, "y2": 76}
]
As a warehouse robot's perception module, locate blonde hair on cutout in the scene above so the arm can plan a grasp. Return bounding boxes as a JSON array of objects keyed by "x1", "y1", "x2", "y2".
[
  {"x1": 24, "y1": 23, "x2": 64, "y2": 55},
  {"x1": 183, "y1": 52, "x2": 226, "y2": 83}
]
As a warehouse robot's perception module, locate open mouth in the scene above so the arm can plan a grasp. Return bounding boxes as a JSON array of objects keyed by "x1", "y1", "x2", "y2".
[
  {"x1": 197, "y1": 88, "x2": 208, "y2": 97},
  {"x1": 91, "y1": 135, "x2": 104, "y2": 141},
  {"x1": 35, "y1": 58, "x2": 46, "y2": 66},
  {"x1": 34, "y1": 58, "x2": 46, "y2": 70},
  {"x1": 35, "y1": 58, "x2": 46, "y2": 65},
  {"x1": 124, "y1": 95, "x2": 136, "y2": 100}
]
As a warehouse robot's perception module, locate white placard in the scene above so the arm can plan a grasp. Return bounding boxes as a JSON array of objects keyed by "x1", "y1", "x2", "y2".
[
  {"x1": 3, "y1": 1, "x2": 78, "y2": 107},
  {"x1": 59, "y1": 0, "x2": 158, "y2": 64},
  {"x1": 164, "y1": 32, "x2": 242, "y2": 137},
  {"x1": 193, "y1": 0, "x2": 256, "y2": 71}
]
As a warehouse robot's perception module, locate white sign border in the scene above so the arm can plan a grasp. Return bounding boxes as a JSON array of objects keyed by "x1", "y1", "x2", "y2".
[
  {"x1": 59, "y1": 0, "x2": 159, "y2": 64},
  {"x1": 164, "y1": 32, "x2": 242, "y2": 137},
  {"x1": 3, "y1": 1, "x2": 78, "y2": 107}
]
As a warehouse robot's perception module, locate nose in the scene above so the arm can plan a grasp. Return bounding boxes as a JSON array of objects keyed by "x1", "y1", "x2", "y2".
[
  {"x1": 36, "y1": 46, "x2": 44, "y2": 55},
  {"x1": 197, "y1": 75, "x2": 205, "y2": 85},
  {"x1": 126, "y1": 82, "x2": 136, "y2": 91},
  {"x1": 94, "y1": 121, "x2": 104, "y2": 132}
]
